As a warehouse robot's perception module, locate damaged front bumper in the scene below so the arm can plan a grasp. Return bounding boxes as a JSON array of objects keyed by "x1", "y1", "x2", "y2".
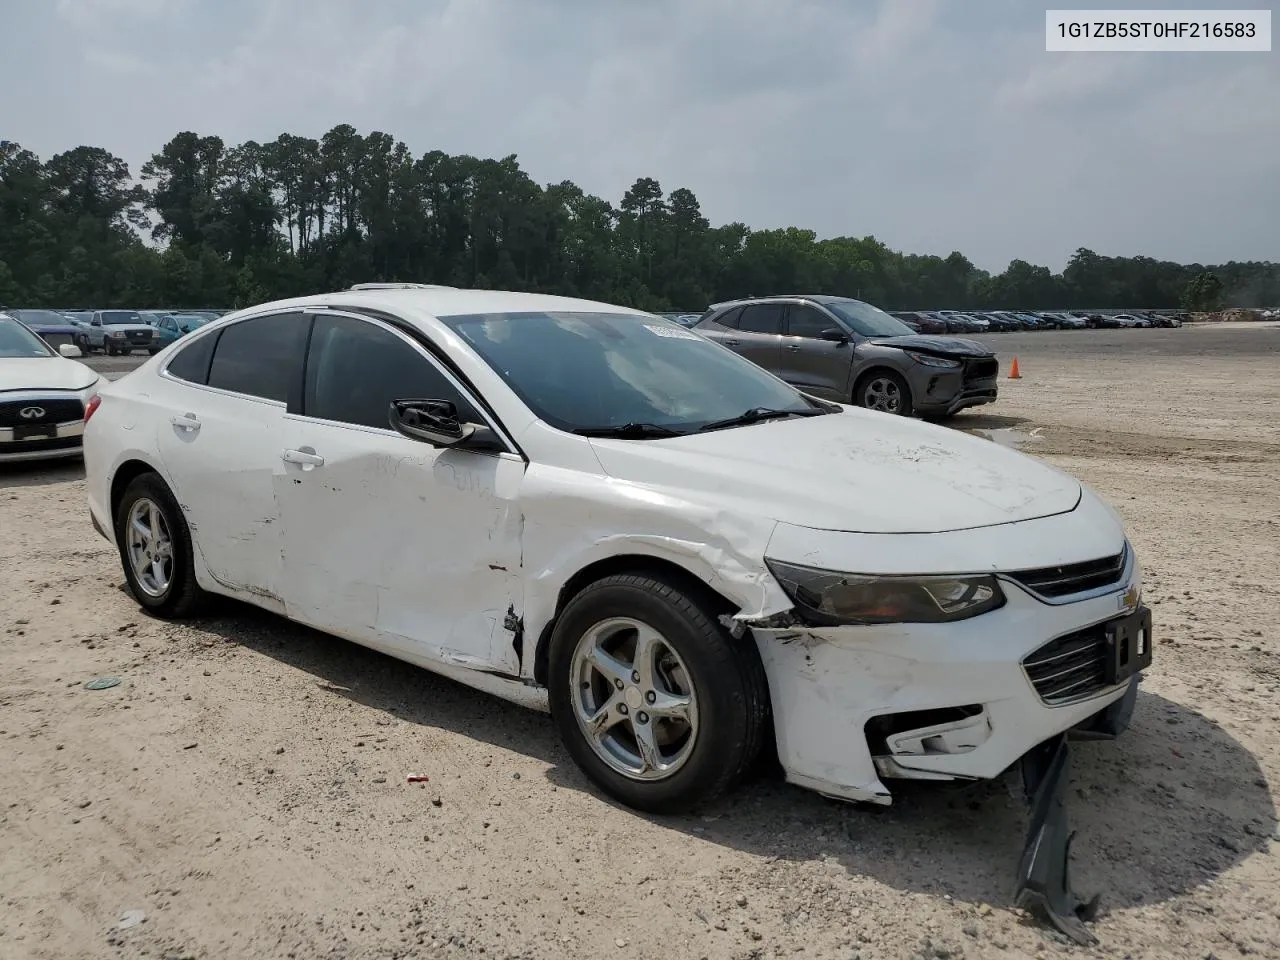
[{"x1": 747, "y1": 580, "x2": 1147, "y2": 806}]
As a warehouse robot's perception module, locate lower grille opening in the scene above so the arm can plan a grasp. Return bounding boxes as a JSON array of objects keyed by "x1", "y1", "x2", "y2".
[
  {"x1": 864, "y1": 705, "x2": 984, "y2": 755},
  {"x1": 1023, "y1": 625, "x2": 1110, "y2": 705}
]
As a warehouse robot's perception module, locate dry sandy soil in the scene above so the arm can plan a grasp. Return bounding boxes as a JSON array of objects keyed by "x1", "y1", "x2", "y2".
[{"x1": 2, "y1": 324, "x2": 1279, "y2": 960}]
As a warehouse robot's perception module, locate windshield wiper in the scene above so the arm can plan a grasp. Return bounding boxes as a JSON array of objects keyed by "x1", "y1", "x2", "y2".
[
  {"x1": 573, "y1": 422, "x2": 686, "y2": 439},
  {"x1": 697, "y1": 406, "x2": 828, "y2": 433}
]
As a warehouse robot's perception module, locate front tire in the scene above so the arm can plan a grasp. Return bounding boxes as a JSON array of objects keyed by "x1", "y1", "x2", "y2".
[
  {"x1": 855, "y1": 369, "x2": 914, "y2": 416},
  {"x1": 548, "y1": 572, "x2": 770, "y2": 814},
  {"x1": 114, "y1": 473, "x2": 208, "y2": 618}
]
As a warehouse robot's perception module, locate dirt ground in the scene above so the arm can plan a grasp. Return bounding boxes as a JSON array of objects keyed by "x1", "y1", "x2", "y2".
[{"x1": 2, "y1": 324, "x2": 1279, "y2": 960}]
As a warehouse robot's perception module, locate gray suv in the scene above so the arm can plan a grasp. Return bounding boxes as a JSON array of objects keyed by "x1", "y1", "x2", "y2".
[{"x1": 693, "y1": 295, "x2": 999, "y2": 418}]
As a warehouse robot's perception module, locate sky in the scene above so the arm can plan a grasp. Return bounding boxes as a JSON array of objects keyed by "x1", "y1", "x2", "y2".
[{"x1": 2, "y1": 0, "x2": 1277, "y2": 273}]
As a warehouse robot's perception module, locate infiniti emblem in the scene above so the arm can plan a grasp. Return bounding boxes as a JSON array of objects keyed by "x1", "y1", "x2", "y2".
[{"x1": 19, "y1": 406, "x2": 46, "y2": 419}]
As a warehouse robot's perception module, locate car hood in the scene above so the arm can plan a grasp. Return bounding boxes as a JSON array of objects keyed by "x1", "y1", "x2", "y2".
[
  {"x1": 0, "y1": 356, "x2": 99, "y2": 392},
  {"x1": 587, "y1": 409, "x2": 1081, "y2": 534},
  {"x1": 866, "y1": 335, "x2": 994, "y2": 357}
]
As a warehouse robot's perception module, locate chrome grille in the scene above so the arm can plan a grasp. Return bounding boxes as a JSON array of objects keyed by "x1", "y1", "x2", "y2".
[
  {"x1": 1007, "y1": 547, "x2": 1127, "y2": 600},
  {"x1": 0, "y1": 398, "x2": 84, "y2": 428},
  {"x1": 1023, "y1": 625, "x2": 1109, "y2": 704}
]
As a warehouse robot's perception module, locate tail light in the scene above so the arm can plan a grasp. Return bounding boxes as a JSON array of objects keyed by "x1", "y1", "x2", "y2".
[{"x1": 84, "y1": 394, "x2": 103, "y2": 423}]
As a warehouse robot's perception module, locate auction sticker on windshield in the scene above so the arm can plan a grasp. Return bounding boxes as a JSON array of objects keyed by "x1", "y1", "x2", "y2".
[{"x1": 643, "y1": 323, "x2": 700, "y2": 340}]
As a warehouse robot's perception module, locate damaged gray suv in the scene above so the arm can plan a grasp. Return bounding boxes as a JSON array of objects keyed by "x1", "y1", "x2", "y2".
[{"x1": 694, "y1": 295, "x2": 999, "y2": 418}]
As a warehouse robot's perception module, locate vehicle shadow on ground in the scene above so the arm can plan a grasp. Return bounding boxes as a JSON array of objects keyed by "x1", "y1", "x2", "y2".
[
  {"x1": 949, "y1": 411, "x2": 1031, "y2": 431},
  {"x1": 196, "y1": 605, "x2": 1274, "y2": 917},
  {"x1": 0, "y1": 461, "x2": 86, "y2": 488}
]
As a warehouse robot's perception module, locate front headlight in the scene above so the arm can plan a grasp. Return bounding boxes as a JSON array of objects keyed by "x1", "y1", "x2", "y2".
[
  {"x1": 765, "y1": 559, "x2": 1005, "y2": 625},
  {"x1": 903, "y1": 350, "x2": 961, "y2": 369},
  {"x1": 109, "y1": 330, "x2": 126, "y2": 338}
]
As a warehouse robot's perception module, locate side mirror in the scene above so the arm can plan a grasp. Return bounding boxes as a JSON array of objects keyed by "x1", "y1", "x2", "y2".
[
  {"x1": 59, "y1": 343, "x2": 84, "y2": 358},
  {"x1": 819, "y1": 327, "x2": 850, "y2": 344},
  {"x1": 389, "y1": 399, "x2": 477, "y2": 447}
]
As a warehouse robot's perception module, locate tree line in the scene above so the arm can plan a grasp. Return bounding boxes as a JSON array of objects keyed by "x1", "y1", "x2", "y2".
[{"x1": 1, "y1": 126, "x2": 1274, "y2": 313}]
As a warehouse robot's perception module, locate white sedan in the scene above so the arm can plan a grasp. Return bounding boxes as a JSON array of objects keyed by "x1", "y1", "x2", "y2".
[
  {"x1": 0, "y1": 313, "x2": 103, "y2": 463},
  {"x1": 82, "y1": 286, "x2": 1150, "y2": 815}
]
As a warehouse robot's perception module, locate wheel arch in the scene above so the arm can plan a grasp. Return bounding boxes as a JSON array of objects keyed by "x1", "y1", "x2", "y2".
[
  {"x1": 109, "y1": 457, "x2": 168, "y2": 522},
  {"x1": 852, "y1": 364, "x2": 905, "y2": 401},
  {"x1": 532, "y1": 555, "x2": 739, "y2": 688}
]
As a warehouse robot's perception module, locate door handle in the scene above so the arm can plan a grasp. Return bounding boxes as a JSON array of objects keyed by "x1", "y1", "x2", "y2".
[
  {"x1": 722, "y1": 338, "x2": 741, "y2": 346},
  {"x1": 281, "y1": 448, "x2": 325, "y2": 468},
  {"x1": 785, "y1": 344, "x2": 800, "y2": 351},
  {"x1": 170, "y1": 413, "x2": 200, "y2": 432}
]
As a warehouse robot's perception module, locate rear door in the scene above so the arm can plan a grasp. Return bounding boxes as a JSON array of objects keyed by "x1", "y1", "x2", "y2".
[
  {"x1": 154, "y1": 311, "x2": 309, "y2": 610},
  {"x1": 778, "y1": 303, "x2": 853, "y2": 400},
  {"x1": 706, "y1": 302, "x2": 784, "y2": 372}
]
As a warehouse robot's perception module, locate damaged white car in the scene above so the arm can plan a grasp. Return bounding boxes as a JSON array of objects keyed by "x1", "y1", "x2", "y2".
[{"x1": 83, "y1": 286, "x2": 1150, "y2": 938}]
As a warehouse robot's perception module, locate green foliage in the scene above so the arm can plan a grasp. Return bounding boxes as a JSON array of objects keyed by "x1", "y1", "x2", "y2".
[
  {"x1": 1, "y1": 130, "x2": 1276, "y2": 311},
  {"x1": 1180, "y1": 271, "x2": 1225, "y2": 312}
]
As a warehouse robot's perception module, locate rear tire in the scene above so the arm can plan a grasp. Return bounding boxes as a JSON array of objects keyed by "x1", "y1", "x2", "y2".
[
  {"x1": 114, "y1": 472, "x2": 209, "y2": 618},
  {"x1": 855, "y1": 369, "x2": 914, "y2": 417},
  {"x1": 548, "y1": 572, "x2": 770, "y2": 814}
]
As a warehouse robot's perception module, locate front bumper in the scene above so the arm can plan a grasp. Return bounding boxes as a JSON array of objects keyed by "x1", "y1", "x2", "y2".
[
  {"x1": 910, "y1": 367, "x2": 999, "y2": 416},
  {"x1": 0, "y1": 421, "x2": 85, "y2": 462},
  {"x1": 750, "y1": 574, "x2": 1145, "y2": 805}
]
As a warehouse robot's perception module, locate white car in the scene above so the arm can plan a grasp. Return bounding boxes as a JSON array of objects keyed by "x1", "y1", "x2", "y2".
[
  {"x1": 0, "y1": 314, "x2": 103, "y2": 463},
  {"x1": 83, "y1": 287, "x2": 1150, "y2": 814}
]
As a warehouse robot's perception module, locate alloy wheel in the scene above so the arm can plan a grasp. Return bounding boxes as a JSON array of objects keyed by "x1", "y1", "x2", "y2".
[
  {"x1": 863, "y1": 376, "x2": 902, "y2": 413},
  {"x1": 569, "y1": 617, "x2": 700, "y2": 781},
  {"x1": 125, "y1": 497, "x2": 174, "y2": 597}
]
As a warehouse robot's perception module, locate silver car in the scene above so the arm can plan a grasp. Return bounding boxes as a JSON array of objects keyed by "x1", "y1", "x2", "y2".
[{"x1": 693, "y1": 295, "x2": 999, "y2": 418}]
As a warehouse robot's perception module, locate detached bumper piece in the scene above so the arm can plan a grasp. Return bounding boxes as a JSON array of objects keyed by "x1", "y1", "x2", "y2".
[{"x1": 1014, "y1": 733, "x2": 1099, "y2": 946}]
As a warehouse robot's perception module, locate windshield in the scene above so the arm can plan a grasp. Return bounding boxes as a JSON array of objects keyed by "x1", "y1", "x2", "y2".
[
  {"x1": 442, "y1": 311, "x2": 820, "y2": 433},
  {"x1": 0, "y1": 317, "x2": 54, "y2": 358},
  {"x1": 173, "y1": 315, "x2": 211, "y2": 330},
  {"x1": 101, "y1": 310, "x2": 142, "y2": 325},
  {"x1": 823, "y1": 299, "x2": 916, "y2": 338}
]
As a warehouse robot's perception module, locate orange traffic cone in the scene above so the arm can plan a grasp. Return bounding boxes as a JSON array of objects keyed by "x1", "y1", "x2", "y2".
[{"x1": 1008, "y1": 356, "x2": 1022, "y2": 379}]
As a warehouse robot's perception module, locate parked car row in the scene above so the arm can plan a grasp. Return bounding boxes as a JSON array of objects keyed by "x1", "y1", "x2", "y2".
[
  {"x1": 889, "y1": 309, "x2": 1187, "y2": 333},
  {"x1": 0, "y1": 307, "x2": 231, "y2": 356}
]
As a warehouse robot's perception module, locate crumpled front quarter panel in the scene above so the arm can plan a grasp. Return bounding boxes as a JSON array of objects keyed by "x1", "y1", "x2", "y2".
[{"x1": 516, "y1": 461, "x2": 790, "y2": 663}]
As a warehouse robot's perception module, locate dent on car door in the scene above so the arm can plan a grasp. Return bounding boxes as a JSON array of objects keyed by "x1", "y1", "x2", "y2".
[
  {"x1": 276, "y1": 311, "x2": 525, "y2": 675},
  {"x1": 779, "y1": 304, "x2": 850, "y2": 399},
  {"x1": 154, "y1": 311, "x2": 308, "y2": 609}
]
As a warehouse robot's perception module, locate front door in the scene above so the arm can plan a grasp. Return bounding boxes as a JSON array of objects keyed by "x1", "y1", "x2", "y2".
[
  {"x1": 275, "y1": 311, "x2": 525, "y2": 674},
  {"x1": 778, "y1": 303, "x2": 853, "y2": 400}
]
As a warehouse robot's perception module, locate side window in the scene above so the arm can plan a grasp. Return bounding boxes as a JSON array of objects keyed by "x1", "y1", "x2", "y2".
[
  {"x1": 206, "y1": 312, "x2": 308, "y2": 403},
  {"x1": 91, "y1": 314, "x2": 102, "y2": 326},
  {"x1": 737, "y1": 303, "x2": 784, "y2": 335},
  {"x1": 304, "y1": 313, "x2": 479, "y2": 430},
  {"x1": 786, "y1": 305, "x2": 835, "y2": 339},
  {"x1": 166, "y1": 330, "x2": 218, "y2": 385},
  {"x1": 712, "y1": 306, "x2": 744, "y2": 329}
]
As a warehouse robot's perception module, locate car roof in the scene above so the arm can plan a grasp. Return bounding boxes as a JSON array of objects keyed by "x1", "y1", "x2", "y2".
[
  {"x1": 706, "y1": 294, "x2": 864, "y2": 311},
  {"x1": 220, "y1": 287, "x2": 654, "y2": 324}
]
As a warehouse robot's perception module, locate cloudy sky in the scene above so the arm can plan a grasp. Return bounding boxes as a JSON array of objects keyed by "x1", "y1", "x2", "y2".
[{"x1": 4, "y1": 0, "x2": 1277, "y2": 271}]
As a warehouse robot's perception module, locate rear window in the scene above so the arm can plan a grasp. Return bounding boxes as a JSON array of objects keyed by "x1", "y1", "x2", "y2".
[
  {"x1": 165, "y1": 330, "x2": 218, "y2": 384},
  {"x1": 206, "y1": 312, "x2": 308, "y2": 403}
]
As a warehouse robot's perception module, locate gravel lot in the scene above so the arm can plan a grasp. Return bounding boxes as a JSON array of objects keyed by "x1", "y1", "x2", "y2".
[{"x1": 3, "y1": 324, "x2": 1279, "y2": 960}]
